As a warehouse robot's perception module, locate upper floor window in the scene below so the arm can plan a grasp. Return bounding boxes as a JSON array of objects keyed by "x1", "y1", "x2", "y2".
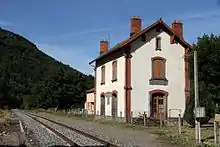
[
  {"x1": 112, "y1": 60, "x2": 117, "y2": 82},
  {"x1": 149, "y1": 57, "x2": 168, "y2": 85},
  {"x1": 152, "y1": 57, "x2": 165, "y2": 79},
  {"x1": 101, "y1": 66, "x2": 105, "y2": 85},
  {"x1": 155, "y1": 37, "x2": 161, "y2": 51}
]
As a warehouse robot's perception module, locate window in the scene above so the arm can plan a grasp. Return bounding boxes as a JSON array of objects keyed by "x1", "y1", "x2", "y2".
[
  {"x1": 149, "y1": 57, "x2": 168, "y2": 85},
  {"x1": 112, "y1": 60, "x2": 117, "y2": 82},
  {"x1": 107, "y1": 97, "x2": 110, "y2": 105},
  {"x1": 152, "y1": 57, "x2": 165, "y2": 79},
  {"x1": 156, "y1": 37, "x2": 161, "y2": 51},
  {"x1": 101, "y1": 66, "x2": 105, "y2": 84}
]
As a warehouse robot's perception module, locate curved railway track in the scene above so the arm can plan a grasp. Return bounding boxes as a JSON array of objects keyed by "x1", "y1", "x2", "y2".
[{"x1": 24, "y1": 112, "x2": 118, "y2": 147}]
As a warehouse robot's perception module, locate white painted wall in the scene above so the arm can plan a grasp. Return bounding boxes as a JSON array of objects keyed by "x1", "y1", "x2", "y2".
[
  {"x1": 86, "y1": 93, "x2": 94, "y2": 103},
  {"x1": 130, "y1": 29, "x2": 186, "y2": 118},
  {"x1": 85, "y1": 92, "x2": 95, "y2": 114},
  {"x1": 95, "y1": 56, "x2": 125, "y2": 117}
]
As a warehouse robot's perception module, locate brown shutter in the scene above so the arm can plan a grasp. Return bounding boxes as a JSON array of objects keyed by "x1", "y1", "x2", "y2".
[
  {"x1": 101, "y1": 66, "x2": 105, "y2": 83},
  {"x1": 112, "y1": 61, "x2": 117, "y2": 80},
  {"x1": 153, "y1": 59, "x2": 160, "y2": 78},
  {"x1": 161, "y1": 60, "x2": 165, "y2": 78},
  {"x1": 152, "y1": 58, "x2": 165, "y2": 79},
  {"x1": 158, "y1": 60, "x2": 163, "y2": 78}
]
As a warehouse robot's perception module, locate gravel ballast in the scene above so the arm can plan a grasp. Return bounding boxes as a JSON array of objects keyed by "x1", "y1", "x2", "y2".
[
  {"x1": 35, "y1": 116, "x2": 105, "y2": 146},
  {"x1": 13, "y1": 110, "x2": 69, "y2": 147},
  {"x1": 35, "y1": 112, "x2": 165, "y2": 147}
]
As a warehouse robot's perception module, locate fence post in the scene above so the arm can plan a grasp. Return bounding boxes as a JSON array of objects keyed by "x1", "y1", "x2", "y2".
[
  {"x1": 214, "y1": 121, "x2": 217, "y2": 144},
  {"x1": 97, "y1": 111, "x2": 99, "y2": 119},
  {"x1": 178, "y1": 113, "x2": 181, "y2": 135},
  {"x1": 85, "y1": 110, "x2": 88, "y2": 118},
  {"x1": 160, "y1": 112, "x2": 163, "y2": 128},
  {"x1": 218, "y1": 123, "x2": 220, "y2": 147},
  {"x1": 120, "y1": 111, "x2": 122, "y2": 122},
  {"x1": 130, "y1": 111, "x2": 133, "y2": 124},
  {"x1": 143, "y1": 111, "x2": 146, "y2": 126}
]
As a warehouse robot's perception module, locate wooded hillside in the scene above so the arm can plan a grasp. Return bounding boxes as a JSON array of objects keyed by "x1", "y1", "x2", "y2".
[{"x1": 0, "y1": 27, "x2": 93, "y2": 109}]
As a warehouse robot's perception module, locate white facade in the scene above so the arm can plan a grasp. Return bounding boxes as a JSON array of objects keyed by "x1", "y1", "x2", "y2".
[
  {"x1": 94, "y1": 20, "x2": 189, "y2": 120},
  {"x1": 84, "y1": 92, "x2": 95, "y2": 115},
  {"x1": 130, "y1": 29, "x2": 186, "y2": 118},
  {"x1": 95, "y1": 56, "x2": 126, "y2": 117}
]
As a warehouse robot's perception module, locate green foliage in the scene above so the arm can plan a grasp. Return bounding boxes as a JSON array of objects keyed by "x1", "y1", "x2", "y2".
[
  {"x1": 184, "y1": 34, "x2": 220, "y2": 125},
  {"x1": 183, "y1": 92, "x2": 195, "y2": 126},
  {"x1": 22, "y1": 95, "x2": 39, "y2": 109},
  {"x1": 0, "y1": 28, "x2": 94, "y2": 109}
]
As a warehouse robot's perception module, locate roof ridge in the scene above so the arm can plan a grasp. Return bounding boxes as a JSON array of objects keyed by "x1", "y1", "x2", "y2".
[{"x1": 89, "y1": 18, "x2": 192, "y2": 64}]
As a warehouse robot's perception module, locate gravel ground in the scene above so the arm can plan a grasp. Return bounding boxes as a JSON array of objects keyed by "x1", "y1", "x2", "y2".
[
  {"x1": 13, "y1": 110, "x2": 69, "y2": 147},
  {"x1": 35, "y1": 116, "x2": 105, "y2": 146},
  {"x1": 35, "y1": 112, "x2": 166, "y2": 147}
]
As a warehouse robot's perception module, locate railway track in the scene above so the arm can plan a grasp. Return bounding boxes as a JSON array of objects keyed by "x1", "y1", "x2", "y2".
[{"x1": 24, "y1": 112, "x2": 118, "y2": 147}]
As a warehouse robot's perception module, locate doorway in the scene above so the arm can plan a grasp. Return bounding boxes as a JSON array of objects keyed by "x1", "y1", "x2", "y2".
[
  {"x1": 151, "y1": 92, "x2": 167, "y2": 120},
  {"x1": 111, "y1": 93, "x2": 118, "y2": 118},
  {"x1": 100, "y1": 95, "x2": 105, "y2": 116}
]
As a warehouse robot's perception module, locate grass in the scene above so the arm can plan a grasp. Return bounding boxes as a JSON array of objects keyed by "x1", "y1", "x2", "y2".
[
  {"x1": 151, "y1": 125, "x2": 215, "y2": 147},
  {"x1": 28, "y1": 109, "x2": 216, "y2": 147},
  {"x1": 0, "y1": 109, "x2": 10, "y2": 131}
]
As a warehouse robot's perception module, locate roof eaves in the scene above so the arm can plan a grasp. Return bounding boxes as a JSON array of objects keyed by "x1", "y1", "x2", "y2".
[
  {"x1": 86, "y1": 88, "x2": 95, "y2": 93},
  {"x1": 89, "y1": 43, "x2": 123, "y2": 64}
]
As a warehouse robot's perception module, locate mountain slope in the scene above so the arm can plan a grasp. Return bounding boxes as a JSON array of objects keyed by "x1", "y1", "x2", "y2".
[{"x1": 0, "y1": 27, "x2": 93, "y2": 109}]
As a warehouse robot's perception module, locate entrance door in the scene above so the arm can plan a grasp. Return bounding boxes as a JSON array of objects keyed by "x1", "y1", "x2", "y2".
[
  {"x1": 111, "y1": 94, "x2": 117, "y2": 118},
  {"x1": 100, "y1": 96, "x2": 105, "y2": 116},
  {"x1": 152, "y1": 94, "x2": 165, "y2": 120}
]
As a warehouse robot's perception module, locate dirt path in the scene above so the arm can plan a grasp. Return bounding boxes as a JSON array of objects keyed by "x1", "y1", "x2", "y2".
[{"x1": 0, "y1": 111, "x2": 40, "y2": 147}]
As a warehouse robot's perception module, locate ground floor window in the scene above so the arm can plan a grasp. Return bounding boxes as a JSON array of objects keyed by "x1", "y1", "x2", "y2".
[
  {"x1": 111, "y1": 93, "x2": 118, "y2": 118},
  {"x1": 100, "y1": 94, "x2": 105, "y2": 116}
]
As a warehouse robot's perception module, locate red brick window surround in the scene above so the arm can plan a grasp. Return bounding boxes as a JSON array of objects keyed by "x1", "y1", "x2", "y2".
[
  {"x1": 101, "y1": 66, "x2": 105, "y2": 85},
  {"x1": 150, "y1": 57, "x2": 168, "y2": 85},
  {"x1": 112, "y1": 60, "x2": 117, "y2": 82}
]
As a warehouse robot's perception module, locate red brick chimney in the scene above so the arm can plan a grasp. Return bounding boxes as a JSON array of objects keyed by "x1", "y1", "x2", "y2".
[
  {"x1": 172, "y1": 20, "x2": 183, "y2": 39},
  {"x1": 100, "y1": 40, "x2": 108, "y2": 55},
  {"x1": 130, "y1": 16, "x2": 142, "y2": 36}
]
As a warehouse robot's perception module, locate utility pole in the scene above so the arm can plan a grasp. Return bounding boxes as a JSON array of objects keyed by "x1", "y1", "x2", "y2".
[{"x1": 194, "y1": 50, "x2": 201, "y2": 144}]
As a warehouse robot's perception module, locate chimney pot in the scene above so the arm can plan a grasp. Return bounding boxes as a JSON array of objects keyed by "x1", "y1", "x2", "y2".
[
  {"x1": 100, "y1": 40, "x2": 108, "y2": 55},
  {"x1": 172, "y1": 20, "x2": 183, "y2": 39},
  {"x1": 130, "y1": 16, "x2": 142, "y2": 36}
]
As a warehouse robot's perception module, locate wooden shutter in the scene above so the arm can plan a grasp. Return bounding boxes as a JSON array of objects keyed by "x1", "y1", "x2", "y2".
[
  {"x1": 152, "y1": 58, "x2": 165, "y2": 79},
  {"x1": 112, "y1": 61, "x2": 117, "y2": 80},
  {"x1": 101, "y1": 66, "x2": 105, "y2": 84}
]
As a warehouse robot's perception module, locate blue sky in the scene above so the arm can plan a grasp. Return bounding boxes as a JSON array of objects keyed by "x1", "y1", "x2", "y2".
[{"x1": 0, "y1": 0, "x2": 220, "y2": 75}]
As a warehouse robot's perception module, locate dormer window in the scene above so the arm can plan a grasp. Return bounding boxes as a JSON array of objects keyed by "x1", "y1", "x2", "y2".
[{"x1": 156, "y1": 37, "x2": 161, "y2": 51}]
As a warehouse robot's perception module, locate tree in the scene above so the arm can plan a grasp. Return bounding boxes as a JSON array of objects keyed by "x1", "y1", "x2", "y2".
[{"x1": 184, "y1": 34, "x2": 220, "y2": 125}]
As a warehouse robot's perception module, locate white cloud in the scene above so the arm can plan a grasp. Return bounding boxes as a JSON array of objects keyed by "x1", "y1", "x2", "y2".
[{"x1": 36, "y1": 43, "x2": 93, "y2": 75}]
